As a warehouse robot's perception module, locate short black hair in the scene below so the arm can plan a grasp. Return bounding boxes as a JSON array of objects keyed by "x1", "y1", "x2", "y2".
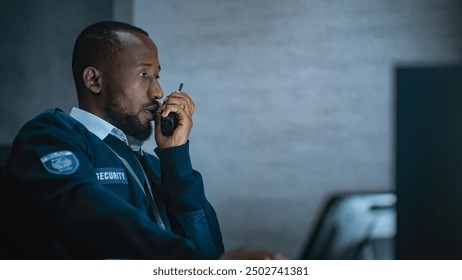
[{"x1": 72, "y1": 21, "x2": 149, "y2": 94}]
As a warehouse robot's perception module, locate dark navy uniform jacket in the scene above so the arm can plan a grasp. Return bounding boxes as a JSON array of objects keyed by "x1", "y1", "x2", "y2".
[{"x1": 0, "y1": 108, "x2": 224, "y2": 259}]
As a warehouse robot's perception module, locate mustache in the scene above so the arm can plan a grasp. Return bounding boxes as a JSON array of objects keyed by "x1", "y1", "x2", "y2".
[
  {"x1": 141, "y1": 101, "x2": 160, "y2": 111},
  {"x1": 140, "y1": 101, "x2": 161, "y2": 118}
]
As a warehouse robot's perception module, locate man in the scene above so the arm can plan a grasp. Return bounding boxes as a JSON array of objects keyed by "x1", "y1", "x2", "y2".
[{"x1": 0, "y1": 21, "x2": 283, "y2": 260}]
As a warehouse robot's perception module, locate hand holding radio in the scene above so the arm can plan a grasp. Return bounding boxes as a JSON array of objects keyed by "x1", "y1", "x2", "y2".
[
  {"x1": 161, "y1": 83, "x2": 182, "y2": 136},
  {"x1": 155, "y1": 83, "x2": 195, "y2": 148}
]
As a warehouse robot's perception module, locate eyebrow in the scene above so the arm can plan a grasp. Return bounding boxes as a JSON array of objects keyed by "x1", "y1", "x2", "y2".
[{"x1": 137, "y1": 64, "x2": 161, "y2": 72}]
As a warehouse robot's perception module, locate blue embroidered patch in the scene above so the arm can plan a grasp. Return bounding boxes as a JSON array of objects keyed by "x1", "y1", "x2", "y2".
[{"x1": 40, "y1": 151, "x2": 79, "y2": 175}]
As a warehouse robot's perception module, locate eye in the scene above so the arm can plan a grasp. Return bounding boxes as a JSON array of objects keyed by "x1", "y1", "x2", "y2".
[
  {"x1": 138, "y1": 72, "x2": 148, "y2": 78},
  {"x1": 155, "y1": 75, "x2": 161, "y2": 80}
]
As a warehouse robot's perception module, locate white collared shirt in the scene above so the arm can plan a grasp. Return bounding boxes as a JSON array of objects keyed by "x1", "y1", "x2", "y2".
[{"x1": 69, "y1": 107, "x2": 144, "y2": 154}]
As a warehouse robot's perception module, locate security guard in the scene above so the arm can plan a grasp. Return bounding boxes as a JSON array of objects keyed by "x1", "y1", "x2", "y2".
[
  {"x1": 0, "y1": 21, "x2": 224, "y2": 259},
  {"x1": 1, "y1": 21, "x2": 287, "y2": 260}
]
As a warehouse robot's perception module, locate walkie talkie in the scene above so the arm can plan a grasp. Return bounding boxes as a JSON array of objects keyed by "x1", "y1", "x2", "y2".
[{"x1": 160, "y1": 83, "x2": 183, "y2": 136}]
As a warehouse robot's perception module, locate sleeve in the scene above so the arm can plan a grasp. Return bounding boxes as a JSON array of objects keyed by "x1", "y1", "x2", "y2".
[
  {"x1": 5, "y1": 111, "x2": 210, "y2": 259},
  {"x1": 155, "y1": 142, "x2": 225, "y2": 258}
]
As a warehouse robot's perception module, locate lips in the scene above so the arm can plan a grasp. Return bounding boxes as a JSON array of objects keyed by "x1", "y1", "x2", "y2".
[{"x1": 142, "y1": 103, "x2": 160, "y2": 120}]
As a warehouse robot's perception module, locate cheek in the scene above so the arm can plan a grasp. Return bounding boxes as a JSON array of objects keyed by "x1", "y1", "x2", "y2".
[
  {"x1": 106, "y1": 90, "x2": 134, "y2": 113},
  {"x1": 108, "y1": 77, "x2": 149, "y2": 112},
  {"x1": 124, "y1": 85, "x2": 149, "y2": 113},
  {"x1": 132, "y1": 81, "x2": 152, "y2": 101},
  {"x1": 133, "y1": 79, "x2": 150, "y2": 93}
]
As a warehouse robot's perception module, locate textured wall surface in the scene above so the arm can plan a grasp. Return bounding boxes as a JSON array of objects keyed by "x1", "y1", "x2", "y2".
[
  {"x1": 1, "y1": 0, "x2": 462, "y2": 259},
  {"x1": 135, "y1": 0, "x2": 462, "y2": 258},
  {"x1": 0, "y1": 0, "x2": 112, "y2": 143}
]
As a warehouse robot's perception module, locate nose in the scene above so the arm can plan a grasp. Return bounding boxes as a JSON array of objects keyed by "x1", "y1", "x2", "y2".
[{"x1": 148, "y1": 78, "x2": 163, "y2": 100}]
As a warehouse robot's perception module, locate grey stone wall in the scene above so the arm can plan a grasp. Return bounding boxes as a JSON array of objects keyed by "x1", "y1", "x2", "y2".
[
  {"x1": 135, "y1": 0, "x2": 462, "y2": 258},
  {"x1": 0, "y1": 0, "x2": 112, "y2": 144}
]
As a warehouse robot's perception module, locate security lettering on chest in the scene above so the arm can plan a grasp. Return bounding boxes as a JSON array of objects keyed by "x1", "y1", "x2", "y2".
[{"x1": 95, "y1": 168, "x2": 128, "y2": 185}]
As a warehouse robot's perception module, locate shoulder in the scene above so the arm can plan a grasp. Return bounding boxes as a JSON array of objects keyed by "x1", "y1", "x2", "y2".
[
  {"x1": 13, "y1": 108, "x2": 97, "y2": 154},
  {"x1": 7, "y1": 108, "x2": 107, "y2": 174},
  {"x1": 24, "y1": 108, "x2": 80, "y2": 130},
  {"x1": 18, "y1": 108, "x2": 89, "y2": 138}
]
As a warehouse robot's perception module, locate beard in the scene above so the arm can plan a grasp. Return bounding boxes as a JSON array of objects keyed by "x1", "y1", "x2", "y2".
[{"x1": 104, "y1": 102, "x2": 153, "y2": 142}]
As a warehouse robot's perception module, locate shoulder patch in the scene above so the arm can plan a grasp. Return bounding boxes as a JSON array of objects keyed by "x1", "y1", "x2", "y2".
[{"x1": 41, "y1": 151, "x2": 80, "y2": 175}]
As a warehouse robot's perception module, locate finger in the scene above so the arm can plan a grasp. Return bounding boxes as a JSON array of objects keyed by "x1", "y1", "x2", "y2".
[
  {"x1": 164, "y1": 92, "x2": 195, "y2": 114},
  {"x1": 268, "y1": 253, "x2": 287, "y2": 260},
  {"x1": 161, "y1": 103, "x2": 191, "y2": 118},
  {"x1": 165, "y1": 94, "x2": 193, "y2": 110},
  {"x1": 163, "y1": 97, "x2": 193, "y2": 117},
  {"x1": 164, "y1": 96, "x2": 186, "y2": 109},
  {"x1": 261, "y1": 251, "x2": 288, "y2": 260}
]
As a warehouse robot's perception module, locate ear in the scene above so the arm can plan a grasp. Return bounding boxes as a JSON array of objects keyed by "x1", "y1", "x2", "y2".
[{"x1": 82, "y1": 67, "x2": 102, "y2": 95}]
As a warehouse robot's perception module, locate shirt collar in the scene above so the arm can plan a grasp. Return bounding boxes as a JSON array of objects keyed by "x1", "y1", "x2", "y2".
[{"x1": 69, "y1": 107, "x2": 144, "y2": 154}]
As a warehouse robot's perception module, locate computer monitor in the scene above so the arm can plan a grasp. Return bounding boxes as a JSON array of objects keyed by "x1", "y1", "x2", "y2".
[{"x1": 395, "y1": 64, "x2": 462, "y2": 259}]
